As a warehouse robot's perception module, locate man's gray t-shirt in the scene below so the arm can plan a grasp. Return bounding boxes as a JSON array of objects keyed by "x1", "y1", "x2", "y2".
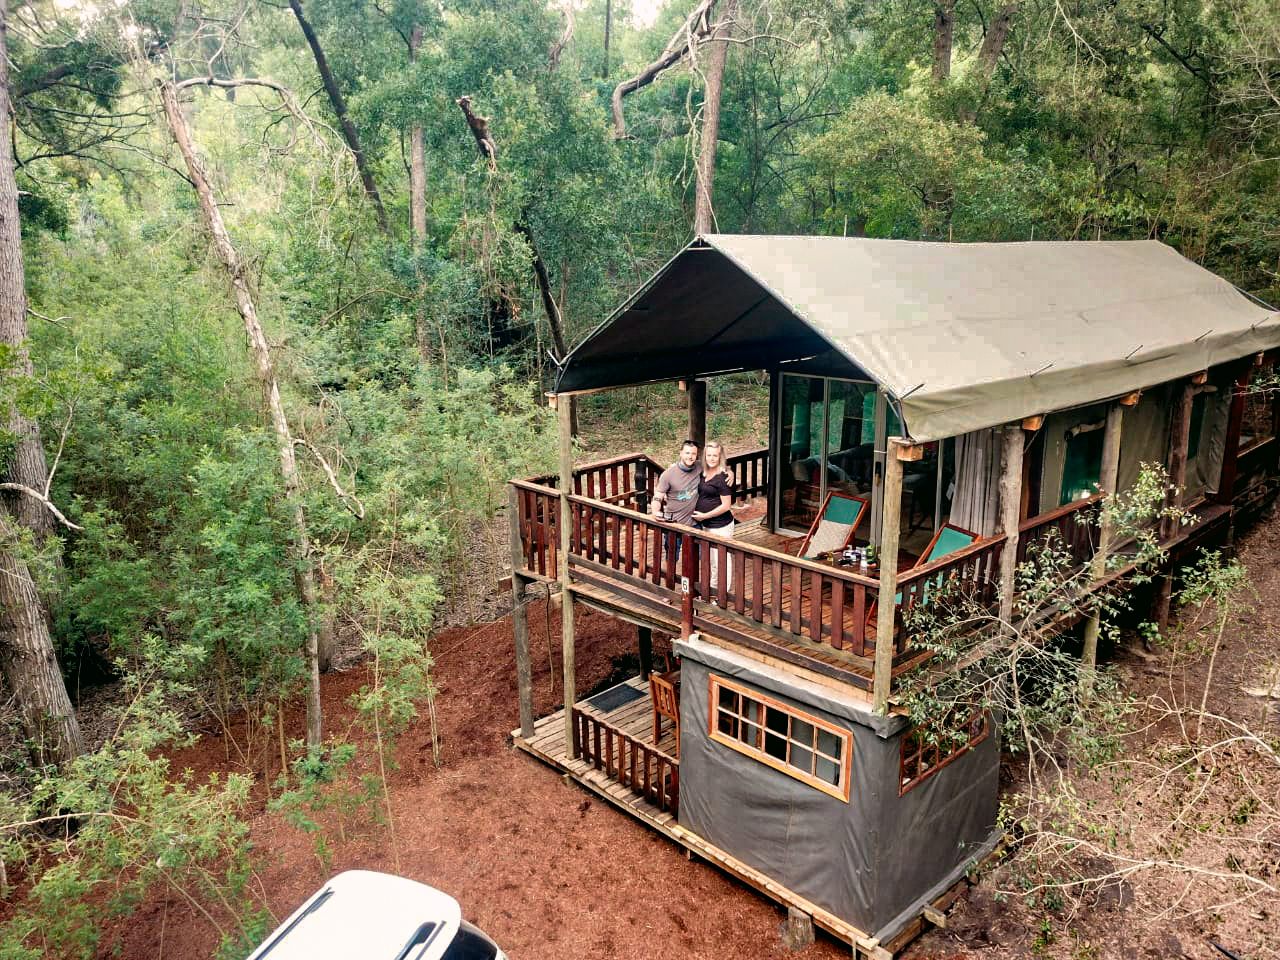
[{"x1": 655, "y1": 462, "x2": 701, "y2": 524}]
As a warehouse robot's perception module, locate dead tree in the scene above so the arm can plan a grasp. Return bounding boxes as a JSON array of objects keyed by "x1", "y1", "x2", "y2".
[
  {"x1": 611, "y1": 0, "x2": 718, "y2": 138},
  {"x1": 932, "y1": 0, "x2": 956, "y2": 81},
  {"x1": 288, "y1": 0, "x2": 390, "y2": 235},
  {"x1": 0, "y1": 0, "x2": 82, "y2": 767},
  {"x1": 456, "y1": 95, "x2": 577, "y2": 435},
  {"x1": 157, "y1": 77, "x2": 325, "y2": 749},
  {"x1": 408, "y1": 25, "x2": 432, "y2": 363}
]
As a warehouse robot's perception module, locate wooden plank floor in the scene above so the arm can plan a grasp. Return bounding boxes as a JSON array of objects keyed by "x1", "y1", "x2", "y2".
[{"x1": 514, "y1": 676, "x2": 680, "y2": 831}]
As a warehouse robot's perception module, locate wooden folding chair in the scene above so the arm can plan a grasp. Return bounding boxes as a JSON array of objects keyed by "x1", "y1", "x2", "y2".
[
  {"x1": 866, "y1": 522, "x2": 980, "y2": 629},
  {"x1": 650, "y1": 669, "x2": 681, "y2": 757},
  {"x1": 792, "y1": 491, "x2": 870, "y2": 559}
]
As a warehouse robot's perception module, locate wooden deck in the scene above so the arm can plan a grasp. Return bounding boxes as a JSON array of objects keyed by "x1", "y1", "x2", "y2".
[{"x1": 512, "y1": 676, "x2": 970, "y2": 958}]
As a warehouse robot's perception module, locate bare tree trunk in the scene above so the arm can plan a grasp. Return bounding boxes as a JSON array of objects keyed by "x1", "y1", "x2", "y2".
[
  {"x1": 693, "y1": 0, "x2": 735, "y2": 235},
  {"x1": 611, "y1": 0, "x2": 718, "y2": 138},
  {"x1": 408, "y1": 25, "x2": 430, "y2": 364},
  {"x1": 977, "y1": 2, "x2": 1018, "y2": 81},
  {"x1": 159, "y1": 80, "x2": 324, "y2": 749},
  {"x1": 932, "y1": 0, "x2": 956, "y2": 81},
  {"x1": 0, "y1": 0, "x2": 81, "y2": 767},
  {"x1": 288, "y1": 0, "x2": 390, "y2": 236},
  {"x1": 602, "y1": 0, "x2": 612, "y2": 77}
]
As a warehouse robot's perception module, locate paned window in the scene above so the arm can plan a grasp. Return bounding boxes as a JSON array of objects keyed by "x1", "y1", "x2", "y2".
[
  {"x1": 708, "y1": 675, "x2": 852, "y2": 801},
  {"x1": 899, "y1": 710, "x2": 990, "y2": 796}
]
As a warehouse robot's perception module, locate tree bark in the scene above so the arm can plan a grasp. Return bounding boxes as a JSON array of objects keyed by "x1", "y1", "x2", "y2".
[
  {"x1": 977, "y1": 2, "x2": 1018, "y2": 82},
  {"x1": 0, "y1": 0, "x2": 81, "y2": 767},
  {"x1": 288, "y1": 0, "x2": 390, "y2": 236},
  {"x1": 611, "y1": 0, "x2": 718, "y2": 138},
  {"x1": 693, "y1": 0, "x2": 735, "y2": 234},
  {"x1": 602, "y1": 0, "x2": 612, "y2": 77},
  {"x1": 409, "y1": 25, "x2": 430, "y2": 363},
  {"x1": 159, "y1": 80, "x2": 325, "y2": 749},
  {"x1": 932, "y1": 0, "x2": 956, "y2": 82}
]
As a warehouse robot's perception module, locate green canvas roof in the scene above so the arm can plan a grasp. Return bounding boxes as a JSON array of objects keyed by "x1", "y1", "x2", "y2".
[{"x1": 556, "y1": 235, "x2": 1280, "y2": 441}]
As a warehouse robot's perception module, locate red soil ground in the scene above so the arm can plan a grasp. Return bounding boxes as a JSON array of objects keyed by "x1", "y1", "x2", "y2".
[{"x1": 104, "y1": 599, "x2": 875, "y2": 960}]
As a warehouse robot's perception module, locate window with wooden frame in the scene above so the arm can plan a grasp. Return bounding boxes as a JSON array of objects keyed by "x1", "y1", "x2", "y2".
[
  {"x1": 708, "y1": 675, "x2": 852, "y2": 802},
  {"x1": 898, "y1": 710, "x2": 990, "y2": 796},
  {"x1": 1239, "y1": 366, "x2": 1276, "y2": 451}
]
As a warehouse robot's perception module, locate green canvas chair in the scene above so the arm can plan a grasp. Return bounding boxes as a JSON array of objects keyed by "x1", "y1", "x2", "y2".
[
  {"x1": 867, "y1": 521, "x2": 980, "y2": 629},
  {"x1": 794, "y1": 491, "x2": 869, "y2": 559}
]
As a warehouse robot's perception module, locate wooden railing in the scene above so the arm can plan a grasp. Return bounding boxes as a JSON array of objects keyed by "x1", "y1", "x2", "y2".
[
  {"x1": 572, "y1": 708, "x2": 679, "y2": 814},
  {"x1": 895, "y1": 535, "x2": 1006, "y2": 656},
  {"x1": 567, "y1": 495, "x2": 884, "y2": 657},
  {"x1": 1017, "y1": 494, "x2": 1101, "y2": 569},
  {"x1": 725, "y1": 447, "x2": 769, "y2": 502},
  {"x1": 511, "y1": 479, "x2": 561, "y2": 579},
  {"x1": 1235, "y1": 436, "x2": 1278, "y2": 498}
]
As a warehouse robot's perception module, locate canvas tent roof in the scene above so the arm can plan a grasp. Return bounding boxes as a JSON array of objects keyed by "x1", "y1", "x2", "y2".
[{"x1": 555, "y1": 235, "x2": 1280, "y2": 442}]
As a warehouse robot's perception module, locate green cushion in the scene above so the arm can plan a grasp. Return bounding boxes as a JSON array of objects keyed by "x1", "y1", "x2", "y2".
[
  {"x1": 824, "y1": 496, "x2": 865, "y2": 526},
  {"x1": 924, "y1": 525, "x2": 976, "y2": 564}
]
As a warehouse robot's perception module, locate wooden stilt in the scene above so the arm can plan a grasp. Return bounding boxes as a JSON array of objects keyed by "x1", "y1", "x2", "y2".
[
  {"x1": 996, "y1": 424, "x2": 1025, "y2": 629},
  {"x1": 637, "y1": 625, "x2": 653, "y2": 680},
  {"x1": 556, "y1": 396, "x2": 577, "y2": 756},
  {"x1": 687, "y1": 379, "x2": 707, "y2": 449},
  {"x1": 507, "y1": 486, "x2": 535, "y2": 739},
  {"x1": 1082, "y1": 402, "x2": 1124, "y2": 670},
  {"x1": 782, "y1": 907, "x2": 815, "y2": 950},
  {"x1": 1154, "y1": 377, "x2": 1197, "y2": 631},
  {"x1": 873, "y1": 439, "x2": 907, "y2": 713}
]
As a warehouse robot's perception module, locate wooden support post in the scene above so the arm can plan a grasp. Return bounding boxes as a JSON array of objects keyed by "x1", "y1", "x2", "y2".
[
  {"x1": 507, "y1": 484, "x2": 535, "y2": 739},
  {"x1": 996, "y1": 424, "x2": 1024, "y2": 630},
  {"x1": 637, "y1": 625, "x2": 653, "y2": 680},
  {"x1": 680, "y1": 530, "x2": 695, "y2": 639},
  {"x1": 1154, "y1": 377, "x2": 1198, "y2": 632},
  {"x1": 1214, "y1": 365, "x2": 1251, "y2": 506},
  {"x1": 1082, "y1": 402, "x2": 1124, "y2": 670},
  {"x1": 556, "y1": 396, "x2": 577, "y2": 756},
  {"x1": 687, "y1": 379, "x2": 707, "y2": 449},
  {"x1": 873, "y1": 439, "x2": 907, "y2": 713},
  {"x1": 781, "y1": 907, "x2": 815, "y2": 950}
]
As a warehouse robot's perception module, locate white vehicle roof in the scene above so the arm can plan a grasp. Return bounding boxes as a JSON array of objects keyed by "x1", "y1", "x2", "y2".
[{"x1": 247, "y1": 870, "x2": 463, "y2": 960}]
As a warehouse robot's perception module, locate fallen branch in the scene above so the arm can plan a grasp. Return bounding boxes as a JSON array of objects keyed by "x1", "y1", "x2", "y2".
[
  {"x1": 610, "y1": 0, "x2": 718, "y2": 138},
  {"x1": 293, "y1": 439, "x2": 365, "y2": 519}
]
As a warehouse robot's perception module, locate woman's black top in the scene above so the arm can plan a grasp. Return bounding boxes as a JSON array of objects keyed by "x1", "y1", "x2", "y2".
[{"x1": 695, "y1": 472, "x2": 733, "y2": 529}]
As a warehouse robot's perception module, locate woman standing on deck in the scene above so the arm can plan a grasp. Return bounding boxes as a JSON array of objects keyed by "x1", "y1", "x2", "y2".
[{"x1": 693, "y1": 440, "x2": 735, "y2": 595}]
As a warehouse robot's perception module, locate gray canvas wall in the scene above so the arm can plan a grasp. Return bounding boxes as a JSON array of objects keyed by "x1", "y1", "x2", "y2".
[{"x1": 674, "y1": 639, "x2": 999, "y2": 939}]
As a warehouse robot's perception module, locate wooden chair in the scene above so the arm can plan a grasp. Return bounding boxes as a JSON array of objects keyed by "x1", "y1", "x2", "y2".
[
  {"x1": 866, "y1": 522, "x2": 980, "y2": 629},
  {"x1": 791, "y1": 491, "x2": 870, "y2": 559},
  {"x1": 650, "y1": 669, "x2": 680, "y2": 757}
]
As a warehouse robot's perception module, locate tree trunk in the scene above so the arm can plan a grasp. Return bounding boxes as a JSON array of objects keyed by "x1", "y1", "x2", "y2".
[
  {"x1": 977, "y1": 3, "x2": 1018, "y2": 82},
  {"x1": 932, "y1": 0, "x2": 956, "y2": 82},
  {"x1": 0, "y1": 0, "x2": 81, "y2": 767},
  {"x1": 693, "y1": 0, "x2": 735, "y2": 234},
  {"x1": 409, "y1": 25, "x2": 430, "y2": 363},
  {"x1": 288, "y1": 0, "x2": 390, "y2": 236},
  {"x1": 603, "y1": 0, "x2": 612, "y2": 77},
  {"x1": 159, "y1": 80, "x2": 325, "y2": 749}
]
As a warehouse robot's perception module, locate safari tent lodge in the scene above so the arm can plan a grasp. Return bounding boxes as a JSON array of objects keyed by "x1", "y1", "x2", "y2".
[{"x1": 504, "y1": 235, "x2": 1280, "y2": 957}]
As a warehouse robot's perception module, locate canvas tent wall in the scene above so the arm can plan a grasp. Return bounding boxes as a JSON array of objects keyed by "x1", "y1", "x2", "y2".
[
  {"x1": 674, "y1": 637, "x2": 1000, "y2": 941},
  {"x1": 557, "y1": 236, "x2": 1280, "y2": 444}
]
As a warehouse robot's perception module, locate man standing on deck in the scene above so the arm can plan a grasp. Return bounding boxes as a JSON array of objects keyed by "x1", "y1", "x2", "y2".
[{"x1": 652, "y1": 439, "x2": 701, "y2": 526}]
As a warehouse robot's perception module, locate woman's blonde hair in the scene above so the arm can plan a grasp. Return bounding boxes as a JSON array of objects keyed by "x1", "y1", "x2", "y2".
[{"x1": 704, "y1": 440, "x2": 732, "y2": 478}]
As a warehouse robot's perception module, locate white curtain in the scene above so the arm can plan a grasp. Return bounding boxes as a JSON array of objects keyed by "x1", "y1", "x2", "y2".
[{"x1": 950, "y1": 428, "x2": 1002, "y2": 536}]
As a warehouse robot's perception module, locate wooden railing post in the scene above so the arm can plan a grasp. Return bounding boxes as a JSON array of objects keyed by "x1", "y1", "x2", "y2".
[
  {"x1": 1082, "y1": 401, "x2": 1125, "y2": 671},
  {"x1": 680, "y1": 529, "x2": 695, "y2": 638},
  {"x1": 1155, "y1": 374, "x2": 1202, "y2": 632},
  {"x1": 996, "y1": 423, "x2": 1025, "y2": 631},
  {"x1": 507, "y1": 484, "x2": 535, "y2": 739},
  {"x1": 873, "y1": 438, "x2": 911, "y2": 713},
  {"x1": 554, "y1": 395, "x2": 578, "y2": 757}
]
